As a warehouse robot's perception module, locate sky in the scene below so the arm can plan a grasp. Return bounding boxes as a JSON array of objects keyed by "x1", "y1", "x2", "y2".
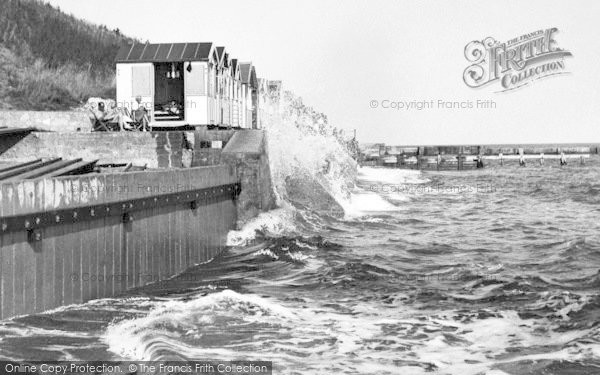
[{"x1": 47, "y1": 0, "x2": 600, "y2": 145}]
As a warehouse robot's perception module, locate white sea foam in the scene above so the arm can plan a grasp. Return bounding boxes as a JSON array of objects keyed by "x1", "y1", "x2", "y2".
[
  {"x1": 252, "y1": 248, "x2": 279, "y2": 260},
  {"x1": 339, "y1": 166, "x2": 431, "y2": 218},
  {"x1": 102, "y1": 285, "x2": 598, "y2": 374},
  {"x1": 342, "y1": 190, "x2": 399, "y2": 218},
  {"x1": 226, "y1": 205, "x2": 298, "y2": 246},
  {"x1": 412, "y1": 311, "x2": 596, "y2": 374},
  {"x1": 103, "y1": 289, "x2": 297, "y2": 360},
  {"x1": 358, "y1": 166, "x2": 429, "y2": 185}
]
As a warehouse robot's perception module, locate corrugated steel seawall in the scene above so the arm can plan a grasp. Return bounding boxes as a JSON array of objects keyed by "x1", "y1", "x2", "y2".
[{"x1": 0, "y1": 165, "x2": 239, "y2": 320}]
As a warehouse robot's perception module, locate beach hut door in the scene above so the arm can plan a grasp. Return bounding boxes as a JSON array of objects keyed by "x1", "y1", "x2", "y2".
[
  {"x1": 131, "y1": 63, "x2": 153, "y2": 117},
  {"x1": 185, "y1": 62, "x2": 206, "y2": 125}
]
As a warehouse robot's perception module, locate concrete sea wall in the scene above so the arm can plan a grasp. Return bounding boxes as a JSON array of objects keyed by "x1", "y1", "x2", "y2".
[
  {"x1": 0, "y1": 126, "x2": 278, "y2": 320},
  {"x1": 222, "y1": 130, "x2": 277, "y2": 224},
  {"x1": 0, "y1": 165, "x2": 239, "y2": 319}
]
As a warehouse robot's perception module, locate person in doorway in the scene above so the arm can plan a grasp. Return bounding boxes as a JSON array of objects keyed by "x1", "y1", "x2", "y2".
[{"x1": 164, "y1": 100, "x2": 181, "y2": 116}]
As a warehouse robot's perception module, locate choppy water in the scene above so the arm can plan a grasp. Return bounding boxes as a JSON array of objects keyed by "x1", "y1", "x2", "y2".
[{"x1": 1, "y1": 159, "x2": 599, "y2": 375}]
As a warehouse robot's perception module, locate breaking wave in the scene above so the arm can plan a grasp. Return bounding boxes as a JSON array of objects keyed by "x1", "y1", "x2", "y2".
[{"x1": 2, "y1": 89, "x2": 597, "y2": 375}]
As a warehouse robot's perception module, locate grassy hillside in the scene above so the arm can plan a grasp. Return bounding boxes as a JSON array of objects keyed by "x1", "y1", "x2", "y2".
[{"x1": 0, "y1": 0, "x2": 136, "y2": 110}]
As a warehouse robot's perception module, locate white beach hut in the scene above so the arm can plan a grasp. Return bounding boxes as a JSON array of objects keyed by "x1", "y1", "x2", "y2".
[
  {"x1": 115, "y1": 42, "x2": 221, "y2": 129},
  {"x1": 215, "y1": 47, "x2": 232, "y2": 127},
  {"x1": 230, "y1": 59, "x2": 242, "y2": 128},
  {"x1": 239, "y1": 62, "x2": 258, "y2": 129}
]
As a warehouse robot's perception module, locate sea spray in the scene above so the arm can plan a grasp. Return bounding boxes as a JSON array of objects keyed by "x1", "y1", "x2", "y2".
[
  {"x1": 226, "y1": 206, "x2": 297, "y2": 246},
  {"x1": 227, "y1": 89, "x2": 361, "y2": 244},
  {"x1": 261, "y1": 90, "x2": 358, "y2": 214}
]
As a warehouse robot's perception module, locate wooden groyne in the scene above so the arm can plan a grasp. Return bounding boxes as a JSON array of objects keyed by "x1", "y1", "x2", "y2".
[{"x1": 360, "y1": 144, "x2": 599, "y2": 170}]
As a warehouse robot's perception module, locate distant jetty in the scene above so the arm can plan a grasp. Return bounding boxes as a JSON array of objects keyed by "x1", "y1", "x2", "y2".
[{"x1": 360, "y1": 144, "x2": 599, "y2": 170}]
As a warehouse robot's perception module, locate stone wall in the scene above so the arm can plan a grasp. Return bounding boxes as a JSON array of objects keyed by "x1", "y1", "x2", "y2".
[
  {"x1": 187, "y1": 128, "x2": 236, "y2": 167},
  {"x1": 0, "y1": 132, "x2": 185, "y2": 168},
  {"x1": 0, "y1": 111, "x2": 92, "y2": 132},
  {"x1": 0, "y1": 129, "x2": 243, "y2": 169}
]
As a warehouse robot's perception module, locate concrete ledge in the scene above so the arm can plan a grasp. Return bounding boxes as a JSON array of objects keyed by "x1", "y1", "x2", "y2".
[
  {"x1": 0, "y1": 110, "x2": 92, "y2": 132},
  {"x1": 0, "y1": 132, "x2": 185, "y2": 168},
  {"x1": 222, "y1": 130, "x2": 276, "y2": 223},
  {"x1": 222, "y1": 130, "x2": 265, "y2": 155}
]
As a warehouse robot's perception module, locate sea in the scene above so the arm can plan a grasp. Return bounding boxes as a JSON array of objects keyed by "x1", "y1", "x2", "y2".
[{"x1": 0, "y1": 103, "x2": 599, "y2": 375}]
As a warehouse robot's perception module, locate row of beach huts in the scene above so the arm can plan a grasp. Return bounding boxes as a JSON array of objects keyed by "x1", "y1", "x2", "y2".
[{"x1": 115, "y1": 42, "x2": 281, "y2": 129}]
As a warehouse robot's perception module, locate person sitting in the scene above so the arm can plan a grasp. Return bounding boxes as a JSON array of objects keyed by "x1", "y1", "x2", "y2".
[
  {"x1": 132, "y1": 96, "x2": 149, "y2": 131},
  {"x1": 88, "y1": 101, "x2": 110, "y2": 131},
  {"x1": 163, "y1": 100, "x2": 181, "y2": 116},
  {"x1": 87, "y1": 98, "x2": 133, "y2": 131},
  {"x1": 104, "y1": 102, "x2": 133, "y2": 131}
]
